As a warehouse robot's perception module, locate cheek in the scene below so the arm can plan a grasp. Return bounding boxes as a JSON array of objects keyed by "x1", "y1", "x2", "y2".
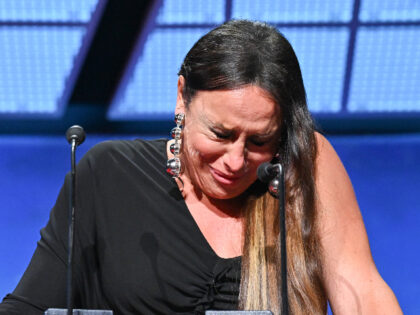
[
  {"x1": 183, "y1": 131, "x2": 224, "y2": 164},
  {"x1": 247, "y1": 151, "x2": 275, "y2": 170}
]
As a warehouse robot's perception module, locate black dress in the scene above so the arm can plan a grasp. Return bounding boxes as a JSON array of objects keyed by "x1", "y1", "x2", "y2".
[{"x1": 0, "y1": 139, "x2": 241, "y2": 315}]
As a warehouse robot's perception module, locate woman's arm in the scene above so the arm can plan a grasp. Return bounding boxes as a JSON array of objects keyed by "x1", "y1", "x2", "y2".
[{"x1": 314, "y1": 133, "x2": 402, "y2": 315}]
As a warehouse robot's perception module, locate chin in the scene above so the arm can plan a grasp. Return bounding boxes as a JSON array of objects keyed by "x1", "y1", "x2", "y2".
[
  {"x1": 204, "y1": 184, "x2": 250, "y2": 200},
  {"x1": 202, "y1": 175, "x2": 254, "y2": 201}
]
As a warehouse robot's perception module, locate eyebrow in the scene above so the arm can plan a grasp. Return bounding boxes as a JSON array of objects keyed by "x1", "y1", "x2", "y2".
[{"x1": 203, "y1": 115, "x2": 278, "y2": 138}]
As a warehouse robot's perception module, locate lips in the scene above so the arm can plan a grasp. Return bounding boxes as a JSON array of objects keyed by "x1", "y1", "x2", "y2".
[{"x1": 209, "y1": 167, "x2": 242, "y2": 185}]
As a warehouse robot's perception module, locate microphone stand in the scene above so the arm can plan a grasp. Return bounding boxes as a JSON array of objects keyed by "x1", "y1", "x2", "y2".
[
  {"x1": 45, "y1": 126, "x2": 112, "y2": 315},
  {"x1": 66, "y1": 139, "x2": 77, "y2": 315},
  {"x1": 257, "y1": 162, "x2": 289, "y2": 314},
  {"x1": 206, "y1": 163, "x2": 287, "y2": 315},
  {"x1": 271, "y1": 164, "x2": 288, "y2": 315}
]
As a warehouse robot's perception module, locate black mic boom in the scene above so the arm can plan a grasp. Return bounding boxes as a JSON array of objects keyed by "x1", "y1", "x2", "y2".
[
  {"x1": 256, "y1": 161, "x2": 289, "y2": 315},
  {"x1": 46, "y1": 128, "x2": 113, "y2": 314},
  {"x1": 257, "y1": 162, "x2": 278, "y2": 183}
]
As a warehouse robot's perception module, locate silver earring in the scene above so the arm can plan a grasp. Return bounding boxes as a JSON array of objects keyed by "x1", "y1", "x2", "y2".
[
  {"x1": 268, "y1": 177, "x2": 280, "y2": 197},
  {"x1": 268, "y1": 153, "x2": 281, "y2": 198},
  {"x1": 166, "y1": 113, "x2": 184, "y2": 178}
]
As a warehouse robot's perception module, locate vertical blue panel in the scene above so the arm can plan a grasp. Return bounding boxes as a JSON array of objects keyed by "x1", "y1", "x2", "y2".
[
  {"x1": 109, "y1": 28, "x2": 211, "y2": 119},
  {"x1": 0, "y1": 27, "x2": 86, "y2": 114},
  {"x1": 111, "y1": 26, "x2": 349, "y2": 117},
  {"x1": 359, "y1": 0, "x2": 420, "y2": 22},
  {"x1": 156, "y1": 0, "x2": 225, "y2": 24},
  {"x1": 232, "y1": 0, "x2": 354, "y2": 22},
  {"x1": 281, "y1": 28, "x2": 349, "y2": 112},
  {"x1": 0, "y1": 0, "x2": 99, "y2": 22},
  {"x1": 329, "y1": 134, "x2": 420, "y2": 315},
  {"x1": 349, "y1": 27, "x2": 420, "y2": 112}
]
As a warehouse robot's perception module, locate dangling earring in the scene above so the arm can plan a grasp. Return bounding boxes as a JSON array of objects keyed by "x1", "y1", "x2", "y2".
[
  {"x1": 166, "y1": 113, "x2": 184, "y2": 178},
  {"x1": 268, "y1": 177, "x2": 280, "y2": 197},
  {"x1": 268, "y1": 152, "x2": 281, "y2": 197}
]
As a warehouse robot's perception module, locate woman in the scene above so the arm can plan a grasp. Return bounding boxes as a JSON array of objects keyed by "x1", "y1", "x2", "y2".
[{"x1": 0, "y1": 20, "x2": 402, "y2": 314}]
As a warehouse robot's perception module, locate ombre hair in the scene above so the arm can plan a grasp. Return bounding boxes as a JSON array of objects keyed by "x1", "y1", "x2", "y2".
[{"x1": 178, "y1": 20, "x2": 327, "y2": 314}]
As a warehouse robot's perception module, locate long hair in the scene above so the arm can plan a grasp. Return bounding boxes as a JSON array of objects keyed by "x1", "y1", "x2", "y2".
[{"x1": 178, "y1": 20, "x2": 327, "y2": 314}]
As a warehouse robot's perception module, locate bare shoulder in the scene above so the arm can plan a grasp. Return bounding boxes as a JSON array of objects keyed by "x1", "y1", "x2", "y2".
[
  {"x1": 314, "y1": 132, "x2": 402, "y2": 314},
  {"x1": 314, "y1": 132, "x2": 370, "y2": 279},
  {"x1": 314, "y1": 132, "x2": 362, "y2": 228}
]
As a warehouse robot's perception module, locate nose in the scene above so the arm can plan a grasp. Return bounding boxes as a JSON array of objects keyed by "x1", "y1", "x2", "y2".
[{"x1": 223, "y1": 141, "x2": 246, "y2": 173}]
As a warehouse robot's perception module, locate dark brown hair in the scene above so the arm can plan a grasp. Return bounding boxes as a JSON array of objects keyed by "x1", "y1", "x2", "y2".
[{"x1": 179, "y1": 20, "x2": 326, "y2": 314}]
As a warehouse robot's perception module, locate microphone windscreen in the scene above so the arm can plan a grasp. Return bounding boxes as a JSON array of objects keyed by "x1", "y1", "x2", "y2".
[
  {"x1": 66, "y1": 125, "x2": 86, "y2": 145},
  {"x1": 257, "y1": 162, "x2": 274, "y2": 183}
]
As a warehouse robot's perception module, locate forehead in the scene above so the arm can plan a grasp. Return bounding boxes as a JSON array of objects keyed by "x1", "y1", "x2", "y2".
[{"x1": 189, "y1": 85, "x2": 280, "y2": 126}]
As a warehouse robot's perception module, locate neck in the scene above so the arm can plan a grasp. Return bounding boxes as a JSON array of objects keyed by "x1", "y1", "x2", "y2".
[
  {"x1": 181, "y1": 173, "x2": 246, "y2": 219},
  {"x1": 167, "y1": 139, "x2": 245, "y2": 219}
]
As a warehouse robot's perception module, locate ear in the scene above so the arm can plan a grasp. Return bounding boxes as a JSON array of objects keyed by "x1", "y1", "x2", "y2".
[{"x1": 175, "y1": 76, "x2": 186, "y2": 115}]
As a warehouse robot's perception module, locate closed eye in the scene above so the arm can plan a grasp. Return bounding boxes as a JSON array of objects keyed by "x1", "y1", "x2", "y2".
[
  {"x1": 214, "y1": 132, "x2": 230, "y2": 139},
  {"x1": 249, "y1": 139, "x2": 267, "y2": 147},
  {"x1": 211, "y1": 128, "x2": 231, "y2": 140}
]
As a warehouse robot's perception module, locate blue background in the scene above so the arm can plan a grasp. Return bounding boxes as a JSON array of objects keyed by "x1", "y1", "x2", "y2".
[
  {"x1": 1, "y1": 134, "x2": 419, "y2": 313},
  {"x1": 0, "y1": 0, "x2": 419, "y2": 313}
]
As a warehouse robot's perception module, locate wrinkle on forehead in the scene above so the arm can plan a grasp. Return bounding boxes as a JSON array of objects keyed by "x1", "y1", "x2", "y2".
[{"x1": 189, "y1": 85, "x2": 281, "y2": 135}]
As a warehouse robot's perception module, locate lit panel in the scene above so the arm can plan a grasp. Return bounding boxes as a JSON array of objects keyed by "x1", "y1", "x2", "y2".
[
  {"x1": 0, "y1": 0, "x2": 99, "y2": 22},
  {"x1": 232, "y1": 0, "x2": 353, "y2": 23},
  {"x1": 109, "y1": 28, "x2": 211, "y2": 119},
  {"x1": 349, "y1": 27, "x2": 420, "y2": 112},
  {"x1": 360, "y1": 0, "x2": 420, "y2": 22},
  {"x1": 156, "y1": 0, "x2": 225, "y2": 24},
  {"x1": 280, "y1": 28, "x2": 349, "y2": 112},
  {"x1": 0, "y1": 27, "x2": 86, "y2": 114}
]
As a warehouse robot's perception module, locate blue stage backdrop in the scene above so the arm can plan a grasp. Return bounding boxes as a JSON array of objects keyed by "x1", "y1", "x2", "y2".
[
  {"x1": 0, "y1": 134, "x2": 419, "y2": 313},
  {"x1": 0, "y1": 1, "x2": 419, "y2": 313}
]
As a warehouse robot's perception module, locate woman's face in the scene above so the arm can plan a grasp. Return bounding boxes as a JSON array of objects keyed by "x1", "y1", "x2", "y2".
[{"x1": 176, "y1": 79, "x2": 281, "y2": 200}]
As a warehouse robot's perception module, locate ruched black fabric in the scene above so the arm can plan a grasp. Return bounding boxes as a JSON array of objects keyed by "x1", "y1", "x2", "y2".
[{"x1": 0, "y1": 139, "x2": 241, "y2": 315}]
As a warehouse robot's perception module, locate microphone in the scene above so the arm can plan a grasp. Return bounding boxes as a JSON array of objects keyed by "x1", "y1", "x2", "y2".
[
  {"x1": 256, "y1": 161, "x2": 289, "y2": 315},
  {"x1": 257, "y1": 162, "x2": 280, "y2": 183},
  {"x1": 66, "y1": 125, "x2": 86, "y2": 146},
  {"x1": 46, "y1": 128, "x2": 111, "y2": 315},
  {"x1": 66, "y1": 126, "x2": 83, "y2": 315}
]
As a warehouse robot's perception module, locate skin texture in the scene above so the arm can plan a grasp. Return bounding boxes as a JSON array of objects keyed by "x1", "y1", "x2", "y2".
[
  {"x1": 170, "y1": 77, "x2": 280, "y2": 259},
  {"x1": 315, "y1": 134, "x2": 403, "y2": 314},
  {"x1": 176, "y1": 81, "x2": 280, "y2": 201},
  {"x1": 170, "y1": 76, "x2": 403, "y2": 313}
]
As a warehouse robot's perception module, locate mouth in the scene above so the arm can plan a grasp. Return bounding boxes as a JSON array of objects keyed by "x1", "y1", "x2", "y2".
[{"x1": 209, "y1": 167, "x2": 242, "y2": 185}]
